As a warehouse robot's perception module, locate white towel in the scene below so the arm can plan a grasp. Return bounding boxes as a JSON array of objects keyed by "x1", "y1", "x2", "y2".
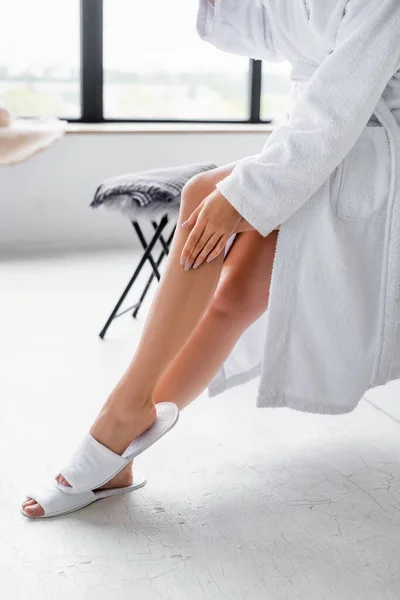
[{"x1": 0, "y1": 108, "x2": 66, "y2": 166}]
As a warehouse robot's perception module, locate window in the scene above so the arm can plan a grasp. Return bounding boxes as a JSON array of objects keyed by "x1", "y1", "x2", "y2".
[
  {"x1": 0, "y1": 0, "x2": 80, "y2": 119},
  {"x1": 0, "y1": 0, "x2": 292, "y2": 124},
  {"x1": 104, "y1": 0, "x2": 250, "y2": 120},
  {"x1": 261, "y1": 61, "x2": 293, "y2": 125}
]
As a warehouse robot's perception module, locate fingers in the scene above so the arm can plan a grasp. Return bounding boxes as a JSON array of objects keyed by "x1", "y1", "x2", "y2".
[
  {"x1": 205, "y1": 236, "x2": 229, "y2": 264},
  {"x1": 180, "y1": 220, "x2": 205, "y2": 268},
  {"x1": 181, "y1": 224, "x2": 212, "y2": 271},
  {"x1": 179, "y1": 190, "x2": 240, "y2": 270},
  {"x1": 181, "y1": 205, "x2": 201, "y2": 230},
  {"x1": 181, "y1": 226, "x2": 229, "y2": 271},
  {"x1": 180, "y1": 209, "x2": 205, "y2": 267},
  {"x1": 192, "y1": 233, "x2": 221, "y2": 269}
]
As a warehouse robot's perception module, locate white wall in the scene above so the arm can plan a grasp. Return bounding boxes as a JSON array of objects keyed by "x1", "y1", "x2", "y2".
[{"x1": 0, "y1": 131, "x2": 270, "y2": 256}]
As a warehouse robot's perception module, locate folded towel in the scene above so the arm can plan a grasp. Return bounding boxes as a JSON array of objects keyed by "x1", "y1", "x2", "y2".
[
  {"x1": 0, "y1": 108, "x2": 67, "y2": 166},
  {"x1": 91, "y1": 162, "x2": 217, "y2": 220}
]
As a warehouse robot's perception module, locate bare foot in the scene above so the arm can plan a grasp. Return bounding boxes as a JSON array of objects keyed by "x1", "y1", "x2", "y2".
[
  {"x1": 21, "y1": 463, "x2": 135, "y2": 518},
  {"x1": 21, "y1": 398, "x2": 157, "y2": 518}
]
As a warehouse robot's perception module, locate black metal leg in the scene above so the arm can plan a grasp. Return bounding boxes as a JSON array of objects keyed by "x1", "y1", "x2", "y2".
[
  {"x1": 99, "y1": 215, "x2": 169, "y2": 339},
  {"x1": 129, "y1": 218, "x2": 169, "y2": 320},
  {"x1": 132, "y1": 222, "x2": 176, "y2": 319},
  {"x1": 151, "y1": 220, "x2": 173, "y2": 255},
  {"x1": 132, "y1": 221, "x2": 163, "y2": 281}
]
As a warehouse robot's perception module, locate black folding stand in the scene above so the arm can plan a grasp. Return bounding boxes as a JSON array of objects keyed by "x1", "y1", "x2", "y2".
[{"x1": 99, "y1": 214, "x2": 176, "y2": 339}]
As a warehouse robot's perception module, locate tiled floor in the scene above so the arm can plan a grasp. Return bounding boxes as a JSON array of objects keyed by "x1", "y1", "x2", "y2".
[{"x1": 1, "y1": 250, "x2": 400, "y2": 600}]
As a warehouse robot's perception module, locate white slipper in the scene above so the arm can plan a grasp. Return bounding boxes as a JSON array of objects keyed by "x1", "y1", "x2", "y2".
[
  {"x1": 21, "y1": 472, "x2": 146, "y2": 519},
  {"x1": 55, "y1": 402, "x2": 179, "y2": 495}
]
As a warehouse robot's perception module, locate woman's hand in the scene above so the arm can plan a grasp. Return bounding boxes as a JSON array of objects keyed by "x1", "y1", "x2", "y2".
[{"x1": 180, "y1": 189, "x2": 253, "y2": 271}]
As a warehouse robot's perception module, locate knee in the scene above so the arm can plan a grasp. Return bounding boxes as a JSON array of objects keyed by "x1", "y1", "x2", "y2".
[
  {"x1": 180, "y1": 170, "x2": 216, "y2": 216},
  {"x1": 210, "y1": 277, "x2": 269, "y2": 328}
]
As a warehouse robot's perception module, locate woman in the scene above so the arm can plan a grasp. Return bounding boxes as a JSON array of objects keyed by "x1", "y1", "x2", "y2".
[{"x1": 22, "y1": 0, "x2": 400, "y2": 517}]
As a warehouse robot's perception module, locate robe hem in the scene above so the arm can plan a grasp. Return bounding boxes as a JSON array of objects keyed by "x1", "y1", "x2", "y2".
[
  {"x1": 256, "y1": 393, "x2": 361, "y2": 415},
  {"x1": 207, "y1": 364, "x2": 262, "y2": 398},
  {"x1": 208, "y1": 363, "x2": 362, "y2": 416}
]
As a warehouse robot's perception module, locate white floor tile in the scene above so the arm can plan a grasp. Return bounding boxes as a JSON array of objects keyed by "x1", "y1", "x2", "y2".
[
  {"x1": 365, "y1": 380, "x2": 400, "y2": 423},
  {"x1": 1, "y1": 251, "x2": 400, "y2": 600}
]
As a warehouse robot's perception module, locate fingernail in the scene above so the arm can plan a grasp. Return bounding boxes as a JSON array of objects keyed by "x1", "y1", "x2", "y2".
[
  {"x1": 206, "y1": 255, "x2": 214, "y2": 263},
  {"x1": 184, "y1": 262, "x2": 191, "y2": 271},
  {"x1": 193, "y1": 261, "x2": 199, "y2": 269},
  {"x1": 180, "y1": 256, "x2": 185, "y2": 265},
  {"x1": 181, "y1": 220, "x2": 188, "y2": 229}
]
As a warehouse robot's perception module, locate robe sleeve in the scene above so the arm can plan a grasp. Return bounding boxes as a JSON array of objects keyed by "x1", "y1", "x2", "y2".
[
  {"x1": 196, "y1": 0, "x2": 284, "y2": 62},
  {"x1": 213, "y1": 0, "x2": 400, "y2": 237}
]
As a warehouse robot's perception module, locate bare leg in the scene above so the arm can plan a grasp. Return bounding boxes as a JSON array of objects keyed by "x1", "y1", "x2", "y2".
[
  {"x1": 22, "y1": 164, "x2": 279, "y2": 517},
  {"x1": 83, "y1": 163, "x2": 241, "y2": 458},
  {"x1": 153, "y1": 228, "x2": 279, "y2": 408}
]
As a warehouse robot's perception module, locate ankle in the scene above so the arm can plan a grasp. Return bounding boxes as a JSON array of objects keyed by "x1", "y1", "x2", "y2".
[
  {"x1": 90, "y1": 401, "x2": 157, "y2": 452},
  {"x1": 107, "y1": 386, "x2": 155, "y2": 414},
  {"x1": 102, "y1": 400, "x2": 156, "y2": 425}
]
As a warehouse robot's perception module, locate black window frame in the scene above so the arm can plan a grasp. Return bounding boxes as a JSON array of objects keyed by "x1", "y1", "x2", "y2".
[{"x1": 78, "y1": 0, "x2": 270, "y2": 125}]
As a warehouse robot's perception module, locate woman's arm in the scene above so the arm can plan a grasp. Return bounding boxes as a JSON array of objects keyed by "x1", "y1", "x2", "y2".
[
  {"x1": 215, "y1": 0, "x2": 400, "y2": 236},
  {"x1": 196, "y1": 0, "x2": 284, "y2": 62}
]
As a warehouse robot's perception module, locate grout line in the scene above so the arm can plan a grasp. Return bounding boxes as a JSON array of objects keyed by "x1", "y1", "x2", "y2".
[{"x1": 364, "y1": 396, "x2": 400, "y2": 425}]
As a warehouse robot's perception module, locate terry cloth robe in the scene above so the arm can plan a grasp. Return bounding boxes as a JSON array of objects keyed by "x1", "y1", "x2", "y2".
[{"x1": 197, "y1": 0, "x2": 400, "y2": 414}]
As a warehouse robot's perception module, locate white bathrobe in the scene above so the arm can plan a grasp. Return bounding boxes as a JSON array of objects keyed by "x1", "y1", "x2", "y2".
[{"x1": 198, "y1": 0, "x2": 400, "y2": 414}]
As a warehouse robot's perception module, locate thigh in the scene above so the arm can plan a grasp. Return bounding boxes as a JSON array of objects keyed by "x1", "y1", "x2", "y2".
[
  {"x1": 213, "y1": 228, "x2": 279, "y2": 322},
  {"x1": 180, "y1": 161, "x2": 243, "y2": 217}
]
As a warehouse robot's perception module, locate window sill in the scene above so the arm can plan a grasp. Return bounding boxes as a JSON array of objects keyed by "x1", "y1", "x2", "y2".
[{"x1": 66, "y1": 122, "x2": 275, "y2": 135}]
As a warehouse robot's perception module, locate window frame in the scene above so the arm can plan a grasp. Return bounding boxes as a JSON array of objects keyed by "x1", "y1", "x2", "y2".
[{"x1": 77, "y1": 0, "x2": 270, "y2": 125}]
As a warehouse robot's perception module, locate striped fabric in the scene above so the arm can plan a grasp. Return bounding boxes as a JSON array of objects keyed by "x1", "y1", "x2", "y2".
[{"x1": 91, "y1": 162, "x2": 217, "y2": 219}]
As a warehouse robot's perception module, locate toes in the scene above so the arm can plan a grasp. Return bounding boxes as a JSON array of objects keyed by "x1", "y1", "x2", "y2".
[
  {"x1": 22, "y1": 502, "x2": 45, "y2": 517},
  {"x1": 22, "y1": 499, "x2": 36, "y2": 508}
]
